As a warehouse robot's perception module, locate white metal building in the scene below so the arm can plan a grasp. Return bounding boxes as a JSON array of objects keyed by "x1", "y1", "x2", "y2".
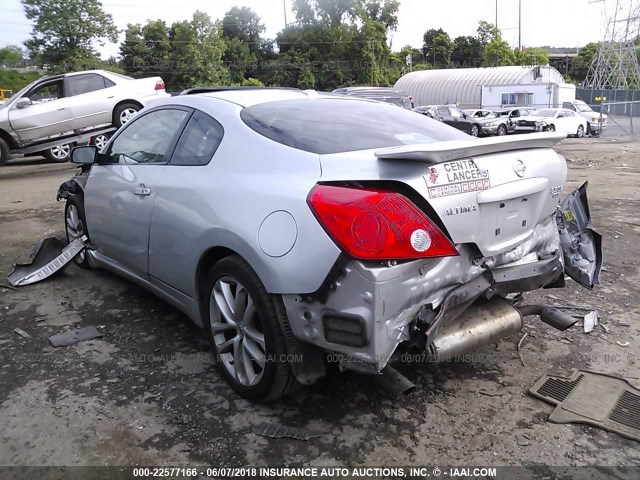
[{"x1": 395, "y1": 65, "x2": 576, "y2": 110}]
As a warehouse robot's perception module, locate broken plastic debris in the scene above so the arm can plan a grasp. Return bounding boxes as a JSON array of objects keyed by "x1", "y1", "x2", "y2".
[
  {"x1": 583, "y1": 311, "x2": 599, "y2": 333},
  {"x1": 48, "y1": 326, "x2": 102, "y2": 347},
  {"x1": 515, "y1": 433, "x2": 531, "y2": 446},
  {"x1": 14, "y1": 328, "x2": 32, "y2": 338},
  {"x1": 254, "y1": 422, "x2": 320, "y2": 441},
  {"x1": 616, "y1": 341, "x2": 631, "y2": 348},
  {"x1": 6, "y1": 236, "x2": 87, "y2": 287}
]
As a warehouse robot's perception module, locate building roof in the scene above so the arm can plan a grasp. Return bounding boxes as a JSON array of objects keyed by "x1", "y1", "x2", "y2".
[{"x1": 395, "y1": 65, "x2": 566, "y2": 107}]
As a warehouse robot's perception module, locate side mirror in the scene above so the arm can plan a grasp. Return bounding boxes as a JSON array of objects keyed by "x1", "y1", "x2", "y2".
[
  {"x1": 71, "y1": 145, "x2": 98, "y2": 165},
  {"x1": 15, "y1": 97, "x2": 31, "y2": 109}
]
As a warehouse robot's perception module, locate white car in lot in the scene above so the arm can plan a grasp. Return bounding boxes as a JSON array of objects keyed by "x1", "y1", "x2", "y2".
[{"x1": 515, "y1": 108, "x2": 588, "y2": 137}]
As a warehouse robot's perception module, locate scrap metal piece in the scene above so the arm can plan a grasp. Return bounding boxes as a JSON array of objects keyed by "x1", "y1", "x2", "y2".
[
  {"x1": 6, "y1": 236, "x2": 87, "y2": 287},
  {"x1": 14, "y1": 328, "x2": 32, "y2": 338},
  {"x1": 48, "y1": 326, "x2": 102, "y2": 347},
  {"x1": 530, "y1": 369, "x2": 640, "y2": 442},
  {"x1": 556, "y1": 182, "x2": 603, "y2": 289},
  {"x1": 254, "y1": 422, "x2": 320, "y2": 441}
]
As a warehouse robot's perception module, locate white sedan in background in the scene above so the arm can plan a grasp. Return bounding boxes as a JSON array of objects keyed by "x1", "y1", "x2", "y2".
[{"x1": 516, "y1": 108, "x2": 588, "y2": 137}]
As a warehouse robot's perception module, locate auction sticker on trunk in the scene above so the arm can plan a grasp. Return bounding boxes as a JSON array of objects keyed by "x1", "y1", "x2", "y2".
[{"x1": 424, "y1": 159, "x2": 490, "y2": 198}]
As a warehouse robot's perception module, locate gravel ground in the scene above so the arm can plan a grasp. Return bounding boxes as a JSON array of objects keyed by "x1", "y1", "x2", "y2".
[{"x1": 0, "y1": 136, "x2": 638, "y2": 474}]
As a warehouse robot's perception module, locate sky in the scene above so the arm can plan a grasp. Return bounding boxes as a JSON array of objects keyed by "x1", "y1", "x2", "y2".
[{"x1": 0, "y1": 0, "x2": 618, "y2": 59}]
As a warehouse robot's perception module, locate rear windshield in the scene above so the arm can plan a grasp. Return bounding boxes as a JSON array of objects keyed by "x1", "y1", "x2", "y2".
[{"x1": 241, "y1": 98, "x2": 469, "y2": 154}]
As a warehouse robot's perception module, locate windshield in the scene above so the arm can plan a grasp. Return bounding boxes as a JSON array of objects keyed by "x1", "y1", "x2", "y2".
[
  {"x1": 241, "y1": 98, "x2": 470, "y2": 155},
  {"x1": 530, "y1": 109, "x2": 557, "y2": 117},
  {"x1": 574, "y1": 101, "x2": 593, "y2": 112}
]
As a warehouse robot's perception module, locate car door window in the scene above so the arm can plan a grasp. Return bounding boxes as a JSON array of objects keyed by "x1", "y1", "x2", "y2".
[
  {"x1": 449, "y1": 108, "x2": 462, "y2": 118},
  {"x1": 67, "y1": 73, "x2": 110, "y2": 96},
  {"x1": 108, "y1": 109, "x2": 189, "y2": 165},
  {"x1": 170, "y1": 111, "x2": 224, "y2": 166},
  {"x1": 27, "y1": 80, "x2": 64, "y2": 103},
  {"x1": 437, "y1": 106, "x2": 449, "y2": 117}
]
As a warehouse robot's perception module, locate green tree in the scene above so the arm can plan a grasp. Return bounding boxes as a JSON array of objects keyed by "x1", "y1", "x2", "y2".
[
  {"x1": 119, "y1": 24, "x2": 147, "y2": 77},
  {"x1": 569, "y1": 42, "x2": 598, "y2": 84},
  {"x1": 483, "y1": 38, "x2": 515, "y2": 66},
  {"x1": 514, "y1": 47, "x2": 549, "y2": 66},
  {"x1": 0, "y1": 45, "x2": 26, "y2": 66},
  {"x1": 363, "y1": 0, "x2": 400, "y2": 31},
  {"x1": 22, "y1": 0, "x2": 118, "y2": 72},
  {"x1": 477, "y1": 20, "x2": 499, "y2": 46},
  {"x1": 222, "y1": 7, "x2": 265, "y2": 83},
  {"x1": 451, "y1": 36, "x2": 482, "y2": 67},
  {"x1": 422, "y1": 28, "x2": 452, "y2": 67},
  {"x1": 168, "y1": 11, "x2": 230, "y2": 91}
]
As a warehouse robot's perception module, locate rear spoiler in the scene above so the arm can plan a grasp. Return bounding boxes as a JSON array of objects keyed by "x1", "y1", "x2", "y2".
[{"x1": 374, "y1": 132, "x2": 566, "y2": 164}]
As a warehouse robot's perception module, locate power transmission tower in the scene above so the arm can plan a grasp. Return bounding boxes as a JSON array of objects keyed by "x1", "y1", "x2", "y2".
[{"x1": 585, "y1": 0, "x2": 640, "y2": 89}]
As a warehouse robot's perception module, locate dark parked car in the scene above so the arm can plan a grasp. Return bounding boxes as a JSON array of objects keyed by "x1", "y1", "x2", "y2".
[{"x1": 414, "y1": 105, "x2": 482, "y2": 136}]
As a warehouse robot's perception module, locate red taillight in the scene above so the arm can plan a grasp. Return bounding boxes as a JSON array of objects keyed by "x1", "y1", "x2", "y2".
[
  {"x1": 308, "y1": 185, "x2": 458, "y2": 260},
  {"x1": 154, "y1": 80, "x2": 165, "y2": 91}
]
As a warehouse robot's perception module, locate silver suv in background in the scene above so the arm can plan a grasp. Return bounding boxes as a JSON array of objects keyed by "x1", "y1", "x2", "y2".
[
  {"x1": 0, "y1": 70, "x2": 170, "y2": 165},
  {"x1": 332, "y1": 86, "x2": 414, "y2": 109}
]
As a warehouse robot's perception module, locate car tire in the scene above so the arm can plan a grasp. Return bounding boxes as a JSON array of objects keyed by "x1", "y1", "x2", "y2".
[
  {"x1": 576, "y1": 125, "x2": 585, "y2": 138},
  {"x1": 113, "y1": 103, "x2": 141, "y2": 128},
  {"x1": 44, "y1": 143, "x2": 72, "y2": 162},
  {"x1": 204, "y1": 255, "x2": 299, "y2": 401},
  {"x1": 497, "y1": 124, "x2": 507, "y2": 136},
  {"x1": 64, "y1": 195, "x2": 91, "y2": 269},
  {"x1": 92, "y1": 133, "x2": 111, "y2": 150},
  {"x1": 470, "y1": 124, "x2": 480, "y2": 137},
  {"x1": 547, "y1": 124, "x2": 556, "y2": 132},
  {"x1": 0, "y1": 137, "x2": 9, "y2": 166}
]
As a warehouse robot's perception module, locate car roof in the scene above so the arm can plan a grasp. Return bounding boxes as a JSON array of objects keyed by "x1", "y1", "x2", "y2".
[{"x1": 175, "y1": 88, "x2": 377, "y2": 108}]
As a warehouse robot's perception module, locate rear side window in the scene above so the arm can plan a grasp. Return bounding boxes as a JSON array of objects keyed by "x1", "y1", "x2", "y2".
[
  {"x1": 241, "y1": 98, "x2": 469, "y2": 155},
  {"x1": 170, "y1": 111, "x2": 224, "y2": 166},
  {"x1": 67, "y1": 73, "x2": 110, "y2": 96}
]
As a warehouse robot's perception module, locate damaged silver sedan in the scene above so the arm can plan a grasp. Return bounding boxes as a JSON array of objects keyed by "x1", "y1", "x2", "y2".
[{"x1": 51, "y1": 88, "x2": 602, "y2": 401}]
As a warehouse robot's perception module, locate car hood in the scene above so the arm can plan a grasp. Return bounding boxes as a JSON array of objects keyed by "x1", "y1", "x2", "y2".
[{"x1": 477, "y1": 117, "x2": 505, "y2": 124}]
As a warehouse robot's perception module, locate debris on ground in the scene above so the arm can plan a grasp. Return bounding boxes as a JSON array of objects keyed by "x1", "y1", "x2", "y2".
[
  {"x1": 616, "y1": 341, "x2": 631, "y2": 347},
  {"x1": 515, "y1": 433, "x2": 531, "y2": 446},
  {"x1": 13, "y1": 328, "x2": 32, "y2": 338},
  {"x1": 530, "y1": 369, "x2": 640, "y2": 442},
  {"x1": 254, "y1": 422, "x2": 321, "y2": 441},
  {"x1": 517, "y1": 332, "x2": 528, "y2": 367},
  {"x1": 48, "y1": 326, "x2": 102, "y2": 347},
  {"x1": 583, "y1": 311, "x2": 599, "y2": 333},
  {"x1": 6, "y1": 236, "x2": 87, "y2": 287}
]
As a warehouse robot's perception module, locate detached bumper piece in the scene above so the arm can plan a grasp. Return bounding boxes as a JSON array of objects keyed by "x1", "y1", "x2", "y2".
[{"x1": 6, "y1": 236, "x2": 87, "y2": 287}]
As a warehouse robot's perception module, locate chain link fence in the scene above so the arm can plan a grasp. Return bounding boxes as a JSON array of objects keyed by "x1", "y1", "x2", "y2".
[{"x1": 577, "y1": 88, "x2": 640, "y2": 135}]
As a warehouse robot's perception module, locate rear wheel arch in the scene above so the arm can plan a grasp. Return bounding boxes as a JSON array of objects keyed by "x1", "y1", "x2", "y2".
[
  {"x1": 0, "y1": 129, "x2": 15, "y2": 166},
  {"x1": 196, "y1": 246, "x2": 240, "y2": 303}
]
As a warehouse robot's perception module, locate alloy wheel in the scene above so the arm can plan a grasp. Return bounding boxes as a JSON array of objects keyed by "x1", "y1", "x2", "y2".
[
  {"x1": 50, "y1": 144, "x2": 71, "y2": 160},
  {"x1": 93, "y1": 134, "x2": 109, "y2": 150},
  {"x1": 119, "y1": 108, "x2": 138, "y2": 125},
  {"x1": 210, "y1": 277, "x2": 266, "y2": 387}
]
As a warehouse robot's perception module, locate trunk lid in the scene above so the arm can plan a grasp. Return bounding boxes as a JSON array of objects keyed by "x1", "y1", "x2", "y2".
[{"x1": 319, "y1": 133, "x2": 567, "y2": 257}]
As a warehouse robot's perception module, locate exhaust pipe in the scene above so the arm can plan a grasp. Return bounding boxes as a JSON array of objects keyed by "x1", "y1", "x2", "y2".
[
  {"x1": 375, "y1": 365, "x2": 417, "y2": 396},
  {"x1": 429, "y1": 297, "x2": 523, "y2": 361},
  {"x1": 517, "y1": 304, "x2": 577, "y2": 331}
]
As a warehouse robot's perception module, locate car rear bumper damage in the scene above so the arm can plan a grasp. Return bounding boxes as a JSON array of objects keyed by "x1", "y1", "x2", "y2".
[{"x1": 282, "y1": 214, "x2": 569, "y2": 373}]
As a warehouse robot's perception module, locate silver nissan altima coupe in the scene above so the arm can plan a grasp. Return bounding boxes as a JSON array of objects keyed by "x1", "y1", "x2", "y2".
[{"x1": 61, "y1": 87, "x2": 602, "y2": 401}]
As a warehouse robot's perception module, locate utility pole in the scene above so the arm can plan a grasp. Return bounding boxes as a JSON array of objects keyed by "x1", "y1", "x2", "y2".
[
  {"x1": 283, "y1": 0, "x2": 288, "y2": 28},
  {"x1": 518, "y1": 0, "x2": 522, "y2": 51},
  {"x1": 495, "y1": 0, "x2": 498, "y2": 29}
]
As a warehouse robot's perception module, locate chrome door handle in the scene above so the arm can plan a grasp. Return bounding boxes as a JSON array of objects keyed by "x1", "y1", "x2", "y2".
[{"x1": 134, "y1": 185, "x2": 151, "y2": 196}]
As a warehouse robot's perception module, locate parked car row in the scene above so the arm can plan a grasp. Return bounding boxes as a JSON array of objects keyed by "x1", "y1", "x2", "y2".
[{"x1": 414, "y1": 103, "x2": 606, "y2": 139}]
